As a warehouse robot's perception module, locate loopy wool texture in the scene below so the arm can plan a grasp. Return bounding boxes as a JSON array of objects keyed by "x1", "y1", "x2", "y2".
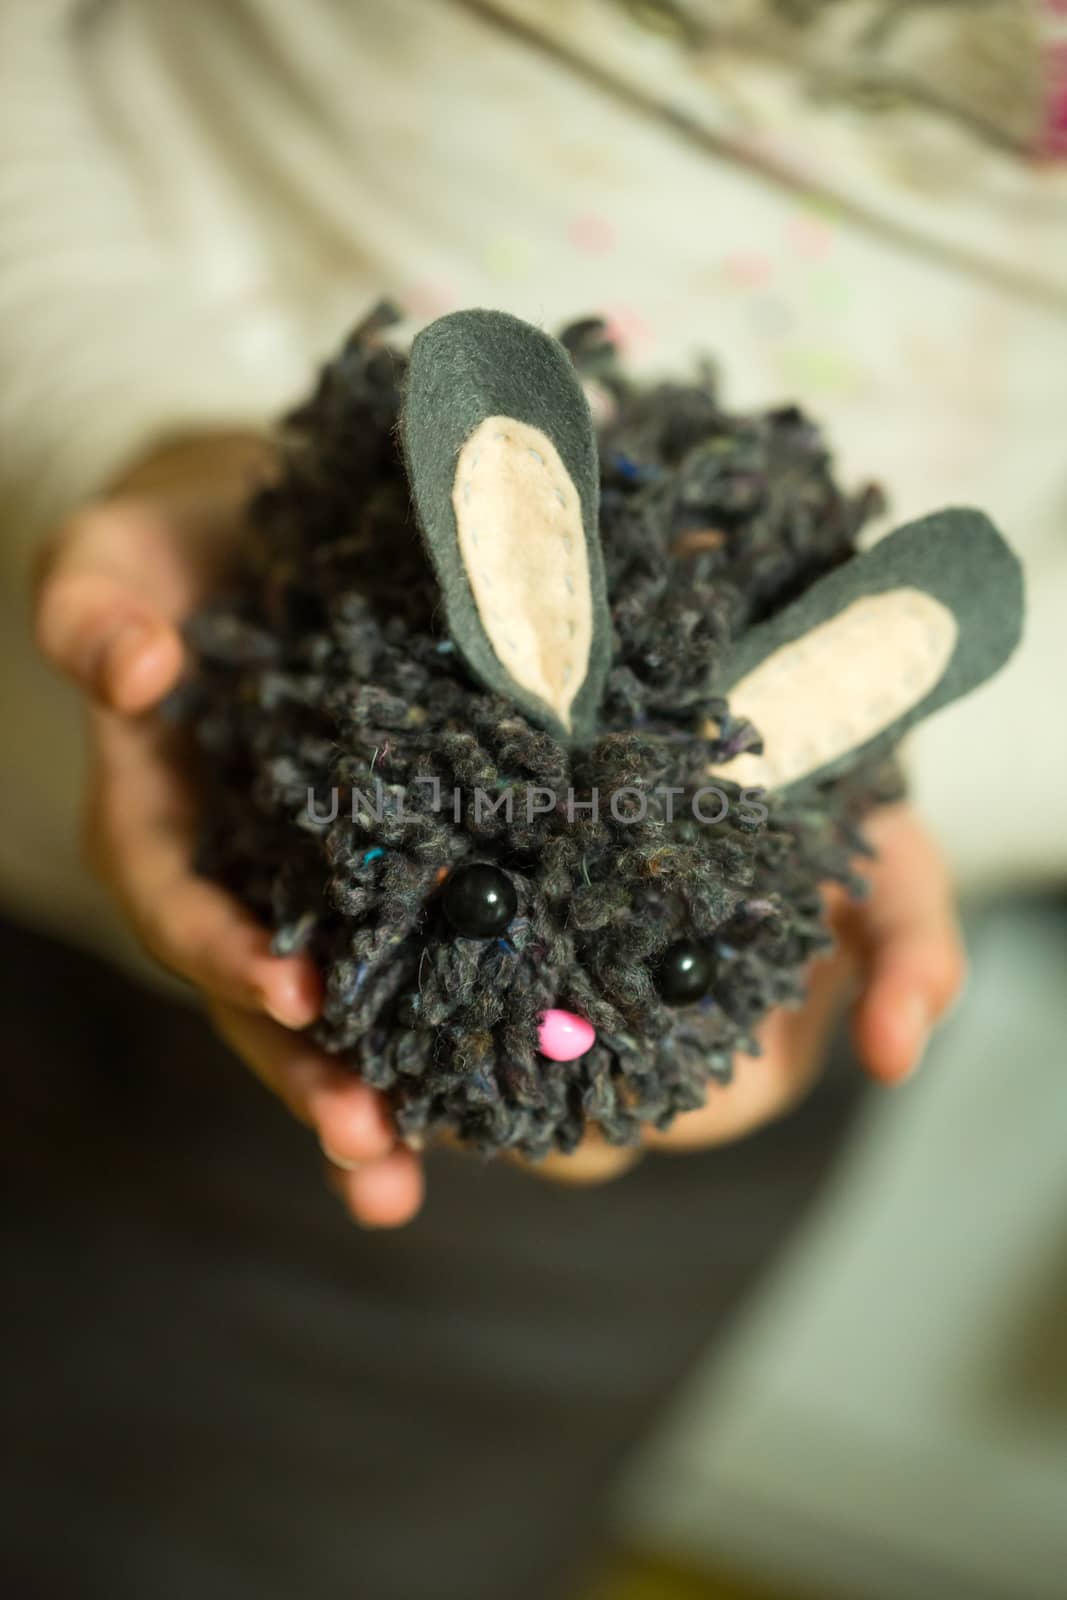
[{"x1": 186, "y1": 305, "x2": 902, "y2": 1158}]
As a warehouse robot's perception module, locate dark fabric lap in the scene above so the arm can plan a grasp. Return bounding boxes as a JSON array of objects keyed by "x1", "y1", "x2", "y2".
[{"x1": 0, "y1": 915, "x2": 864, "y2": 1600}]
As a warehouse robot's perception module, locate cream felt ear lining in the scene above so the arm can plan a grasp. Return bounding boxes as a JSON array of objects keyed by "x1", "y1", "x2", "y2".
[
  {"x1": 708, "y1": 589, "x2": 957, "y2": 790},
  {"x1": 708, "y1": 507, "x2": 1024, "y2": 798},
  {"x1": 452, "y1": 417, "x2": 592, "y2": 733},
  {"x1": 402, "y1": 309, "x2": 611, "y2": 744}
]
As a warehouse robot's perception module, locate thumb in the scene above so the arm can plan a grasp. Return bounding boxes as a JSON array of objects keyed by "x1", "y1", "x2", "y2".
[
  {"x1": 837, "y1": 804, "x2": 966, "y2": 1084},
  {"x1": 34, "y1": 510, "x2": 187, "y2": 714}
]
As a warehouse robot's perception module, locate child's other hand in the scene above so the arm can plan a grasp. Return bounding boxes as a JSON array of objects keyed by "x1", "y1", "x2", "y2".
[{"x1": 34, "y1": 442, "x2": 425, "y2": 1229}]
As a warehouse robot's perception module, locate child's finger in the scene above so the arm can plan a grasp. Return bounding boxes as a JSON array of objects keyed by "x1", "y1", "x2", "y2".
[
  {"x1": 325, "y1": 1147, "x2": 426, "y2": 1229},
  {"x1": 520, "y1": 1139, "x2": 640, "y2": 1186},
  {"x1": 36, "y1": 562, "x2": 185, "y2": 713},
  {"x1": 844, "y1": 805, "x2": 966, "y2": 1083},
  {"x1": 87, "y1": 708, "x2": 322, "y2": 1023},
  {"x1": 209, "y1": 1001, "x2": 399, "y2": 1168},
  {"x1": 33, "y1": 503, "x2": 200, "y2": 713},
  {"x1": 139, "y1": 873, "x2": 320, "y2": 1025}
]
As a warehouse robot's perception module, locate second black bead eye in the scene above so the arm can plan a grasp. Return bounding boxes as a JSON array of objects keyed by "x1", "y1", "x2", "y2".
[
  {"x1": 656, "y1": 939, "x2": 712, "y2": 1005},
  {"x1": 442, "y1": 863, "x2": 518, "y2": 939}
]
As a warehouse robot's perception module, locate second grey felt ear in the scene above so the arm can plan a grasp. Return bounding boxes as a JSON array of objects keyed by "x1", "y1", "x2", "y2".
[
  {"x1": 401, "y1": 309, "x2": 611, "y2": 744},
  {"x1": 708, "y1": 508, "x2": 1024, "y2": 796}
]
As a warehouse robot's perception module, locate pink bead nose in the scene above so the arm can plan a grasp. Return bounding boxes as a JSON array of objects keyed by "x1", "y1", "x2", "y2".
[{"x1": 537, "y1": 1009, "x2": 595, "y2": 1062}]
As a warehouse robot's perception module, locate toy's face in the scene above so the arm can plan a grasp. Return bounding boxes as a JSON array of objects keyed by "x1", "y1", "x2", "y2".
[
  {"x1": 330, "y1": 777, "x2": 781, "y2": 1156},
  {"x1": 415, "y1": 851, "x2": 740, "y2": 1059}
]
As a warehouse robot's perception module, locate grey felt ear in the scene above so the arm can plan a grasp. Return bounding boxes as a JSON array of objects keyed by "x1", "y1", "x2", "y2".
[
  {"x1": 708, "y1": 508, "x2": 1024, "y2": 797},
  {"x1": 401, "y1": 309, "x2": 611, "y2": 743}
]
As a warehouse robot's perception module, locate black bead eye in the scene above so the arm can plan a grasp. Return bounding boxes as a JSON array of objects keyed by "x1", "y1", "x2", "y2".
[
  {"x1": 656, "y1": 939, "x2": 712, "y2": 1005},
  {"x1": 442, "y1": 863, "x2": 518, "y2": 939}
]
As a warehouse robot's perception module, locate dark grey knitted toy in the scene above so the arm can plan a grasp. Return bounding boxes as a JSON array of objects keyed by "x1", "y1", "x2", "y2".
[{"x1": 187, "y1": 305, "x2": 1022, "y2": 1159}]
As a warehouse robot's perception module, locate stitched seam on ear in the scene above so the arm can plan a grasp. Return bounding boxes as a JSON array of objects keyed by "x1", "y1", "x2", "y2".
[
  {"x1": 453, "y1": 416, "x2": 590, "y2": 730},
  {"x1": 708, "y1": 589, "x2": 958, "y2": 790},
  {"x1": 462, "y1": 426, "x2": 578, "y2": 698}
]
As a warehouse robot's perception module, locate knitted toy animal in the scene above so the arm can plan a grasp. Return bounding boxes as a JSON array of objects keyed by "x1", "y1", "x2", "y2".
[{"x1": 187, "y1": 306, "x2": 1022, "y2": 1159}]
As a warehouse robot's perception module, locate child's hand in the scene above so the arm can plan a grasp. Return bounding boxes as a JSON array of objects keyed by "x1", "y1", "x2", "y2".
[{"x1": 34, "y1": 445, "x2": 426, "y2": 1229}]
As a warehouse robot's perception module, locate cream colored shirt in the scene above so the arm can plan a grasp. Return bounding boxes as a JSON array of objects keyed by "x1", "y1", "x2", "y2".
[{"x1": 1, "y1": 0, "x2": 1065, "y2": 964}]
